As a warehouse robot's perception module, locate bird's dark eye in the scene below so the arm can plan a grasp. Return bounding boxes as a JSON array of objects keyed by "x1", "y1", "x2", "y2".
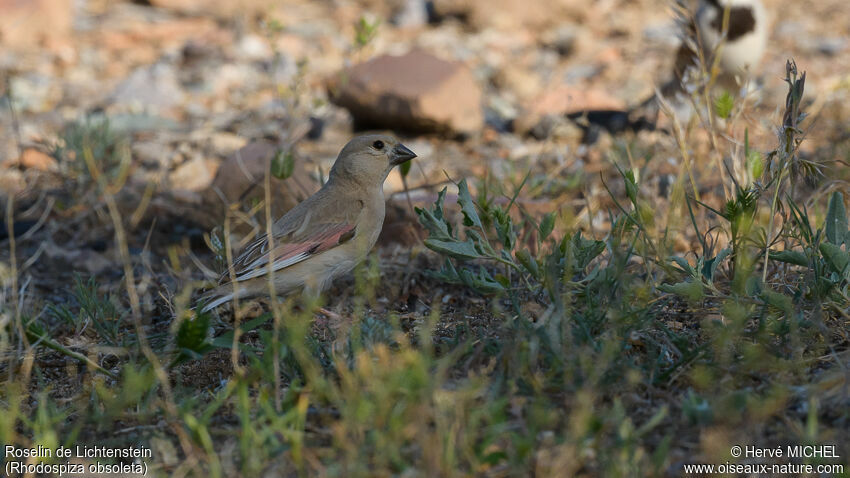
[{"x1": 372, "y1": 140, "x2": 384, "y2": 150}]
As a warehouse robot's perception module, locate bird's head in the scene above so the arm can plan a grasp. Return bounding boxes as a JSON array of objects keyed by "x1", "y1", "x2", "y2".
[
  {"x1": 699, "y1": 0, "x2": 762, "y2": 39},
  {"x1": 329, "y1": 134, "x2": 417, "y2": 187}
]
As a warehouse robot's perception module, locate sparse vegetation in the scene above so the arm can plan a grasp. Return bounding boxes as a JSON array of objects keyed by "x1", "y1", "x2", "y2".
[
  {"x1": 1, "y1": 1, "x2": 849, "y2": 477},
  {"x1": 50, "y1": 117, "x2": 131, "y2": 192}
]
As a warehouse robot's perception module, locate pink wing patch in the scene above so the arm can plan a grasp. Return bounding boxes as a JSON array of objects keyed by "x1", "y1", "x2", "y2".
[{"x1": 233, "y1": 223, "x2": 355, "y2": 281}]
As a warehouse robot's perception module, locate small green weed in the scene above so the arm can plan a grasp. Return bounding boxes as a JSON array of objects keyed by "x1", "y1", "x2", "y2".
[{"x1": 50, "y1": 117, "x2": 130, "y2": 191}]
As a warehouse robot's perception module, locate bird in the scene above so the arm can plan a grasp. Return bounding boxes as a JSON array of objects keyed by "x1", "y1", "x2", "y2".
[
  {"x1": 199, "y1": 134, "x2": 417, "y2": 313},
  {"x1": 692, "y1": 0, "x2": 768, "y2": 88},
  {"x1": 533, "y1": 0, "x2": 769, "y2": 144},
  {"x1": 631, "y1": 0, "x2": 769, "y2": 125}
]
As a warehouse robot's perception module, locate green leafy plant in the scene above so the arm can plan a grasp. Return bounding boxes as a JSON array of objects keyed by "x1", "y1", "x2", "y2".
[
  {"x1": 415, "y1": 178, "x2": 603, "y2": 297},
  {"x1": 713, "y1": 90, "x2": 735, "y2": 119},
  {"x1": 271, "y1": 149, "x2": 295, "y2": 180},
  {"x1": 399, "y1": 158, "x2": 412, "y2": 179},
  {"x1": 47, "y1": 275, "x2": 127, "y2": 346},
  {"x1": 354, "y1": 16, "x2": 380, "y2": 49},
  {"x1": 771, "y1": 191, "x2": 850, "y2": 304},
  {"x1": 172, "y1": 310, "x2": 214, "y2": 365},
  {"x1": 50, "y1": 117, "x2": 130, "y2": 190}
]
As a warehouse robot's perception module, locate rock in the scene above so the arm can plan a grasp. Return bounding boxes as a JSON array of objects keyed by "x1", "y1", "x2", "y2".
[
  {"x1": 99, "y1": 17, "x2": 229, "y2": 66},
  {"x1": 46, "y1": 246, "x2": 113, "y2": 275},
  {"x1": 523, "y1": 115, "x2": 583, "y2": 142},
  {"x1": 208, "y1": 63, "x2": 259, "y2": 99},
  {"x1": 0, "y1": 132, "x2": 17, "y2": 166},
  {"x1": 563, "y1": 64, "x2": 602, "y2": 83},
  {"x1": 391, "y1": 0, "x2": 429, "y2": 28},
  {"x1": 148, "y1": 0, "x2": 269, "y2": 17},
  {"x1": 815, "y1": 37, "x2": 847, "y2": 56},
  {"x1": 202, "y1": 140, "x2": 316, "y2": 225},
  {"x1": 0, "y1": 169, "x2": 25, "y2": 195},
  {"x1": 273, "y1": 34, "x2": 309, "y2": 63},
  {"x1": 0, "y1": 0, "x2": 73, "y2": 50},
  {"x1": 495, "y1": 67, "x2": 543, "y2": 100},
  {"x1": 9, "y1": 74, "x2": 61, "y2": 113},
  {"x1": 428, "y1": 0, "x2": 563, "y2": 30},
  {"x1": 109, "y1": 63, "x2": 185, "y2": 116},
  {"x1": 514, "y1": 84, "x2": 625, "y2": 135},
  {"x1": 401, "y1": 139, "x2": 435, "y2": 161},
  {"x1": 331, "y1": 50, "x2": 483, "y2": 135},
  {"x1": 484, "y1": 96, "x2": 518, "y2": 133},
  {"x1": 105, "y1": 113, "x2": 180, "y2": 134},
  {"x1": 542, "y1": 25, "x2": 580, "y2": 57},
  {"x1": 132, "y1": 141, "x2": 173, "y2": 169},
  {"x1": 209, "y1": 132, "x2": 248, "y2": 156},
  {"x1": 19, "y1": 148, "x2": 56, "y2": 171},
  {"x1": 236, "y1": 34, "x2": 272, "y2": 62},
  {"x1": 170, "y1": 155, "x2": 218, "y2": 192}
]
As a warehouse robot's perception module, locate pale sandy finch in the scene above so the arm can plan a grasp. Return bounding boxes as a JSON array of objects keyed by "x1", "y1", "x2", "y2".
[{"x1": 200, "y1": 134, "x2": 416, "y2": 312}]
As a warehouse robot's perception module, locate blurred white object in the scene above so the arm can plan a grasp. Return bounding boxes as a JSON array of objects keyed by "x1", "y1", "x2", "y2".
[
  {"x1": 695, "y1": 0, "x2": 769, "y2": 87},
  {"x1": 631, "y1": 0, "x2": 769, "y2": 125}
]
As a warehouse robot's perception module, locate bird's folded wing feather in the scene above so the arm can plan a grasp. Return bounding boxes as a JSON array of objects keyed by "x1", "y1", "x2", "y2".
[{"x1": 226, "y1": 222, "x2": 356, "y2": 282}]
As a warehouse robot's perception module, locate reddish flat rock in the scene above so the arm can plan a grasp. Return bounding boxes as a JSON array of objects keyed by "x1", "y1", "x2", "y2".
[{"x1": 332, "y1": 50, "x2": 483, "y2": 135}]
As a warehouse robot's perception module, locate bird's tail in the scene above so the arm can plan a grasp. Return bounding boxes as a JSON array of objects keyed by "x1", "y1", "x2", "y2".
[{"x1": 196, "y1": 284, "x2": 245, "y2": 313}]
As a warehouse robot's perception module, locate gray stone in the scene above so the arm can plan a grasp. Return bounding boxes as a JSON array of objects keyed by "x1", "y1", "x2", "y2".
[
  {"x1": 109, "y1": 63, "x2": 185, "y2": 115},
  {"x1": 543, "y1": 25, "x2": 580, "y2": 57},
  {"x1": 392, "y1": 0, "x2": 429, "y2": 28}
]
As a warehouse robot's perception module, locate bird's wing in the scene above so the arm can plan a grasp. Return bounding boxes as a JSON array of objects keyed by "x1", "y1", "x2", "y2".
[{"x1": 226, "y1": 220, "x2": 356, "y2": 282}]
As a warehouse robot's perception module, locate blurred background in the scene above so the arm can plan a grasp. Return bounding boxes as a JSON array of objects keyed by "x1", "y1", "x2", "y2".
[
  {"x1": 1, "y1": 0, "x2": 848, "y2": 217},
  {"x1": 1, "y1": 0, "x2": 850, "y2": 307}
]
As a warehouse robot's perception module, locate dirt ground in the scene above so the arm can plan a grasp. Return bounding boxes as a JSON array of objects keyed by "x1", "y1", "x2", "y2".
[{"x1": 1, "y1": 0, "x2": 850, "y2": 475}]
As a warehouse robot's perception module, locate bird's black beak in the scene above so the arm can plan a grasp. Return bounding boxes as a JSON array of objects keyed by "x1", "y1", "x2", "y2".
[{"x1": 391, "y1": 143, "x2": 417, "y2": 166}]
